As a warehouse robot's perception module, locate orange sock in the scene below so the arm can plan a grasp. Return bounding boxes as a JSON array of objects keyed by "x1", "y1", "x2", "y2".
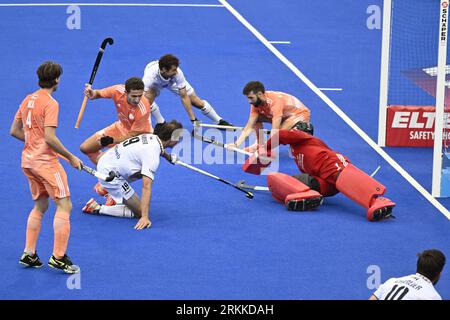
[
  {"x1": 53, "y1": 211, "x2": 70, "y2": 258},
  {"x1": 24, "y1": 209, "x2": 43, "y2": 254},
  {"x1": 87, "y1": 151, "x2": 101, "y2": 165}
]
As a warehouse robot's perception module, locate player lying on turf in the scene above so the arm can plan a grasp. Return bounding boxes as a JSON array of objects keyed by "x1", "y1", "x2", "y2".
[
  {"x1": 142, "y1": 54, "x2": 232, "y2": 127},
  {"x1": 82, "y1": 120, "x2": 182, "y2": 230},
  {"x1": 243, "y1": 124, "x2": 395, "y2": 221},
  {"x1": 228, "y1": 81, "x2": 312, "y2": 152},
  {"x1": 80, "y1": 77, "x2": 153, "y2": 165}
]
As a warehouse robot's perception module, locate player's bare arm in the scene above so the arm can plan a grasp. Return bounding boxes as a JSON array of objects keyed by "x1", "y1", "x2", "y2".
[
  {"x1": 44, "y1": 126, "x2": 83, "y2": 170},
  {"x1": 10, "y1": 118, "x2": 25, "y2": 142},
  {"x1": 179, "y1": 87, "x2": 196, "y2": 122},
  {"x1": 229, "y1": 113, "x2": 259, "y2": 148},
  {"x1": 134, "y1": 175, "x2": 153, "y2": 230},
  {"x1": 270, "y1": 116, "x2": 282, "y2": 139}
]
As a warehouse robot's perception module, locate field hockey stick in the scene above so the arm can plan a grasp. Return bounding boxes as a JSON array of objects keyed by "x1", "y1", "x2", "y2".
[
  {"x1": 81, "y1": 164, "x2": 116, "y2": 182},
  {"x1": 192, "y1": 128, "x2": 274, "y2": 162},
  {"x1": 235, "y1": 180, "x2": 269, "y2": 192},
  {"x1": 57, "y1": 154, "x2": 116, "y2": 182},
  {"x1": 196, "y1": 123, "x2": 271, "y2": 134},
  {"x1": 172, "y1": 157, "x2": 254, "y2": 199},
  {"x1": 75, "y1": 37, "x2": 114, "y2": 128}
]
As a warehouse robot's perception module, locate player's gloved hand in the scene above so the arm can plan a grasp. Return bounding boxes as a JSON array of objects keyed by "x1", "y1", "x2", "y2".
[{"x1": 100, "y1": 136, "x2": 114, "y2": 147}]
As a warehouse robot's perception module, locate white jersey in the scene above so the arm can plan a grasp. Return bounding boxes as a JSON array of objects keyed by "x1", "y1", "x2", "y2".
[
  {"x1": 142, "y1": 60, "x2": 188, "y2": 95},
  {"x1": 98, "y1": 133, "x2": 163, "y2": 182},
  {"x1": 373, "y1": 273, "x2": 442, "y2": 300}
]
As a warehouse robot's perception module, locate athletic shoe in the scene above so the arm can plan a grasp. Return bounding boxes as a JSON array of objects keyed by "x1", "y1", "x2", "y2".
[
  {"x1": 48, "y1": 254, "x2": 79, "y2": 274},
  {"x1": 19, "y1": 251, "x2": 43, "y2": 268},
  {"x1": 367, "y1": 197, "x2": 395, "y2": 221},
  {"x1": 104, "y1": 195, "x2": 116, "y2": 206},
  {"x1": 82, "y1": 198, "x2": 100, "y2": 214},
  {"x1": 286, "y1": 196, "x2": 324, "y2": 211},
  {"x1": 217, "y1": 119, "x2": 233, "y2": 127},
  {"x1": 94, "y1": 182, "x2": 108, "y2": 197}
]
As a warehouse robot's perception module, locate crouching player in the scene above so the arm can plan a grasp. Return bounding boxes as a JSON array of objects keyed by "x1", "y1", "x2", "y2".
[
  {"x1": 82, "y1": 120, "x2": 182, "y2": 230},
  {"x1": 243, "y1": 124, "x2": 395, "y2": 221}
]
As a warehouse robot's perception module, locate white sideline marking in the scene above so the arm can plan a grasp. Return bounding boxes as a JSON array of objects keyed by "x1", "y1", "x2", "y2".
[
  {"x1": 318, "y1": 88, "x2": 343, "y2": 91},
  {"x1": 0, "y1": 3, "x2": 224, "y2": 7},
  {"x1": 370, "y1": 166, "x2": 381, "y2": 178},
  {"x1": 269, "y1": 41, "x2": 291, "y2": 44},
  {"x1": 219, "y1": 0, "x2": 450, "y2": 219}
]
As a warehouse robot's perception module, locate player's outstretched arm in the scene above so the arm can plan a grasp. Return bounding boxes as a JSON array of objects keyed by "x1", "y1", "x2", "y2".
[
  {"x1": 10, "y1": 118, "x2": 25, "y2": 142},
  {"x1": 134, "y1": 175, "x2": 153, "y2": 230},
  {"x1": 44, "y1": 127, "x2": 83, "y2": 170},
  {"x1": 230, "y1": 113, "x2": 259, "y2": 148}
]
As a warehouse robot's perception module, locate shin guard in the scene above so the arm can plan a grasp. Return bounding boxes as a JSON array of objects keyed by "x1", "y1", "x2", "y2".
[
  {"x1": 267, "y1": 172, "x2": 323, "y2": 211},
  {"x1": 335, "y1": 164, "x2": 395, "y2": 220},
  {"x1": 335, "y1": 164, "x2": 385, "y2": 208}
]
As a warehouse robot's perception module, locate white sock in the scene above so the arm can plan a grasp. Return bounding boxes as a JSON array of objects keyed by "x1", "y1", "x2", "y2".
[
  {"x1": 151, "y1": 102, "x2": 166, "y2": 124},
  {"x1": 201, "y1": 100, "x2": 222, "y2": 123},
  {"x1": 99, "y1": 205, "x2": 134, "y2": 218}
]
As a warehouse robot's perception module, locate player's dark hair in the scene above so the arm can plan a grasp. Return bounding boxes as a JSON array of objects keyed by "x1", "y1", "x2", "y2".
[
  {"x1": 125, "y1": 77, "x2": 144, "y2": 92},
  {"x1": 37, "y1": 61, "x2": 63, "y2": 89},
  {"x1": 243, "y1": 81, "x2": 265, "y2": 95},
  {"x1": 159, "y1": 54, "x2": 179, "y2": 70},
  {"x1": 154, "y1": 120, "x2": 183, "y2": 141},
  {"x1": 416, "y1": 249, "x2": 446, "y2": 283}
]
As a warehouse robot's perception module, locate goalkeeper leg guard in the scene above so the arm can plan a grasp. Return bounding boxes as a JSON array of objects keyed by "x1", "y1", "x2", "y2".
[
  {"x1": 335, "y1": 164, "x2": 395, "y2": 221},
  {"x1": 267, "y1": 172, "x2": 323, "y2": 211},
  {"x1": 292, "y1": 174, "x2": 339, "y2": 197}
]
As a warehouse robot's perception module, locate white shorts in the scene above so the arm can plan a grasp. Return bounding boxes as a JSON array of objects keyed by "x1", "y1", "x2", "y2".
[
  {"x1": 153, "y1": 80, "x2": 195, "y2": 97},
  {"x1": 97, "y1": 163, "x2": 135, "y2": 204}
]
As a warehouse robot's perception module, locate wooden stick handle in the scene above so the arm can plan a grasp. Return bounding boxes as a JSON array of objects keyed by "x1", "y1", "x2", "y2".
[{"x1": 75, "y1": 95, "x2": 88, "y2": 128}]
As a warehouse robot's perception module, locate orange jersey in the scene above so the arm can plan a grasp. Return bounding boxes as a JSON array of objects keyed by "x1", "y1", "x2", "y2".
[
  {"x1": 250, "y1": 91, "x2": 310, "y2": 128},
  {"x1": 97, "y1": 85, "x2": 152, "y2": 133},
  {"x1": 15, "y1": 89, "x2": 59, "y2": 169}
]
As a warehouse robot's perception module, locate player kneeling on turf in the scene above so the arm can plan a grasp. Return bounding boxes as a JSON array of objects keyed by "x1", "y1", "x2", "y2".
[{"x1": 82, "y1": 120, "x2": 182, "y2": 230}]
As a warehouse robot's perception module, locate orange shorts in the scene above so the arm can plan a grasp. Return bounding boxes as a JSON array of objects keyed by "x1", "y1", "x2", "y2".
[
  {"x1": 22, "y1": 162, "x2": 70, "y2": 200},
  {"x1": 95, "y1": 121, "x2": 129, "y2": 142}
]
